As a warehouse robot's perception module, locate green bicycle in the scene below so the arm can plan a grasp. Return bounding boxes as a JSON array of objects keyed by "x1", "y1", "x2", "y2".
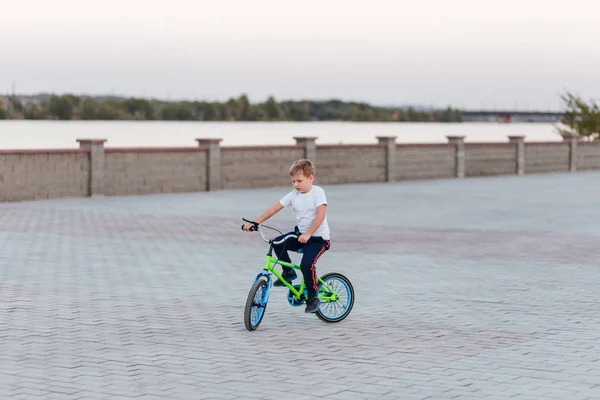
[{"x1": 241, "y1": 218, "x2": 355, "y2": 331}]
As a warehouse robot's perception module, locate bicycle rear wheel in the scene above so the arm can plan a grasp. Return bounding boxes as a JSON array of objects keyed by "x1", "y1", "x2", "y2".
[
  {"x1": 316, "y1": 272, "x2": 354, "y2": 323},
  {"x1": 244, "y1": 277, "x2": 269, "y2": 331}
]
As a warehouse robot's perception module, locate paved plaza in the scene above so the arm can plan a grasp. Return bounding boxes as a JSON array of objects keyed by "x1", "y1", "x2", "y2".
[{"x1": 1, "y1": 171, "x2": 600, "y2": 399}]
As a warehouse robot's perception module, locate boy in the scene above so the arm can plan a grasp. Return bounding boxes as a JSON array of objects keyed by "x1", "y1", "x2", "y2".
[{"x1": 242, "y1": 159, "x2": 331, "y2": 313}]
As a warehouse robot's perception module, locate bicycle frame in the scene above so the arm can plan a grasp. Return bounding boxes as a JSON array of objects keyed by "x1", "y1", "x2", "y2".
[{"x1": 261, "y1": 255, "x2": 338, "y2": 302}]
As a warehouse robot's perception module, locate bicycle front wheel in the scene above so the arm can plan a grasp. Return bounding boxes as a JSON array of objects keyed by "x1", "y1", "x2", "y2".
[{"x1": 244, "y1": 277, "x2": 269, "y2": 331}]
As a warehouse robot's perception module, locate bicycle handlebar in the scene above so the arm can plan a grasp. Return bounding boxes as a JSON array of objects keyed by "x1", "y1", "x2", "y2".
[
  {"x1": 241, "y1": 218, "x2": 298, "y2": 244},
  {"x1": 271, "y1": 234, "x2": 299, "y2": 245},
  {"x1": 241, "y1": 218, "x2": 259, "y2": 232}
]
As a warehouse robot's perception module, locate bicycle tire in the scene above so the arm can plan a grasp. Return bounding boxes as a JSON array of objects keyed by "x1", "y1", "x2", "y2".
[
  {"x1": 315, "y1": 272, "x2": 354, "y2": 323},
  {"x1": 244, "y1": 277, "x2": 269, "y2": 331}
]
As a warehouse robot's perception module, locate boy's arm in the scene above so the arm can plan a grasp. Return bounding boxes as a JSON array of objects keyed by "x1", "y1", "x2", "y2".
[
  {"x1": 256, "y1": 202, "x2": 284, "y2": 224},
  {"x1": 304, "y1": 204, "x2": 327, "y2": 237},
  {"x1": 243, "y1": 202, "x2": 283, "y2": 231}
]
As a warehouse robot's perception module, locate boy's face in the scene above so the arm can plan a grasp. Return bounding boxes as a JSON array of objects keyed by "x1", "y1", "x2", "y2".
[{"x1": 290, "y1": 173, "x2": 314, "y2": 193}]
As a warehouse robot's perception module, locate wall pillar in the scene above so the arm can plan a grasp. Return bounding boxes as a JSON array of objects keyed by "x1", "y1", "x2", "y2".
[
  {"x1": 77, "y1": 139, "x2": 106, "y2": 196},
  {"x1": 196, "y1": 138, "x2": 222, "y2": 191},
  {"x1": 508, "y1": 135, "x2": 525, "y2": 175},
  {"x1": 377, "y1": 136, "x2": 397, "y2": 182},
  {"x1": 447, "y1": 136, "x2": 465, "y2": 178},
  {"x1": 294, "y1": 137, "x2": 317, "y2": 161}
]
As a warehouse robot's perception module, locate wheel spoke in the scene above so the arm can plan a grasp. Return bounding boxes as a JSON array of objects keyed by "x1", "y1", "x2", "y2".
[{"x1": 317, "y1": 275, "x2": 353, "y2": 321}]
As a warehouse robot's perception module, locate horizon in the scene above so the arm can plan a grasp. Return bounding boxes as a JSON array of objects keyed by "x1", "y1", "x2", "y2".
[{"x1": 2, "y1": 0, "x2": 599, "y2": 111}]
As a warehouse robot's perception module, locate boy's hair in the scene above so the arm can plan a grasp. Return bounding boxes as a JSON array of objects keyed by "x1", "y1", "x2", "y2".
[{"x1": 289, "y1": 159, "x2": 315, "y2": 177}]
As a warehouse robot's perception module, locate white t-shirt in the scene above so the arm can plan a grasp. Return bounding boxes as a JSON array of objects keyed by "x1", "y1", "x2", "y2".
[{"x1": 279, "y1": 185, "x2": 330, "y2": 240}]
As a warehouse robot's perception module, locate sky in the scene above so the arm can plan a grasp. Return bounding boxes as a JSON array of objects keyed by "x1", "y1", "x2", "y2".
[{"x1": 1, "y1": 0, "x2": 599, "y2": 110}]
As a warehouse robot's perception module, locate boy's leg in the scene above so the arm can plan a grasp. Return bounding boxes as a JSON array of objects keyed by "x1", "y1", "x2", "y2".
[
  {"x1": 299, "y1": 238, "x2": 331, "y2": 312},
  {"x1": 272, "y1": 231, "x2": 301, "y2": 286}
]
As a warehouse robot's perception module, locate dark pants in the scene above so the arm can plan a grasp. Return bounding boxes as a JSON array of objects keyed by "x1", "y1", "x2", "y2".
[{"x1": 273, "y1": 227, "x2": 331, "y2": 300}]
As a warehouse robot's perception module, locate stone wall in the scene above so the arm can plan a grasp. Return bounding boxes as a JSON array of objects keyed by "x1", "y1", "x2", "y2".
[
  {"x1": 317, "y1": 145, "x2": 387, "y2": 185},
  {"x1": 104, "y1": 148, "x2": 208, "y2": 196},
  {"x1": 525, "y1": 142, "x2": 571, "y2": 174},
  {"x1": 577, "y1": 142, "x2": 600, "y2": 171},
  {"x1": 465, "y1": 143, "x2": 518, "y2": 177},
  {"x1": 0, "y1": 149, "x2": 90, "y2": 202},
  {"x1": 221, "y1": 146, "x2": 305, "y2": 189},
  {"x1": 1, "y1": 134, "x2": 599, "y2": 202},
  {"x1": 395, "y1": 144, "x2": 456, "y2": 181}
]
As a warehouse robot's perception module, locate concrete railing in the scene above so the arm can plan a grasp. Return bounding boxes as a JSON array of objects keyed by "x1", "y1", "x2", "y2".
[{"x1": 0, "y1": 135, "x2": 597, "y2": 202}]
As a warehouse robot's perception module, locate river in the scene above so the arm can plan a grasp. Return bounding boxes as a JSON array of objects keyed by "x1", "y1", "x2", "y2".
[{"x1": 0, "y1": 120, "x2": 563, "y2": 149}]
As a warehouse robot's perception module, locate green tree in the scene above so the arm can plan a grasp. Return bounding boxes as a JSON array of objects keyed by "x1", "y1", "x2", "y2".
[
  {"x1": 433, "y1": 107, "x2": 459, "y2": 122},
  {"x1": 452, "y1": 109, "x2": 463, "y2": 122},
  {"x1": 197, "y1": 102, "x2": 221, "y2": 121},
  {"x1": 347, "y1": 105, "x2": 360, "y2": 121},
  {"x1": 124, "y1": 98, "x2": 155, "y2": 120},
  {"x1": 0, "y1": 101, "x2": 6, "y2": 119},
  {"x1": 63, "y1": 94, "x2": 80, "y2": 108},
  {"x1": 247, "y1": 104, "x2": 266, "y2": 121},
  {"x1": 8, "y1": 96, "x2": 23, "y2": 113},
  {"x1": 23, "y1": 103, "x2": 47, "y2": 119},
  {"x1": 161, "y1": 102, "x2": 195, "y2": 120},
  {"x1": 238, "y1": 94, "x2": 250, "y2": 120},
  {"x1": 393, "y1": 109, "x2": 408, "y2": 121},
  {"x1": 282, "y1": 101, "x2": 310, "y2": 121},
  {"x1": 405, "y1": 107, "x2": 423, "y2": 122},
  {"x1": 218, "y1": 102, "x2": 231, "y2": 120},
  {"x1": 48, "y1": 95, "x2": 74, "y2": 120},
  {"x1": 97, "y1": 100, "x2": 127, "y2": 120},
  {"x1": 263, "y1": 96, "x2": 282, "y2": 120},
  {"x1": 223, "y1": 98, "x2": 238, "y2": 120},
  {"x1": 557, "y1": 92, "x2": 600, "y2": 140},
  {"x1": 80, "y1": 98, "x2": 99, "y2": 120}
]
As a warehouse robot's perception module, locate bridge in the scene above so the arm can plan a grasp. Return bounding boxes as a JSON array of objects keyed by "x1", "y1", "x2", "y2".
[{"x1": 461, "y1": 109, "x2": 564, "y2": 123}]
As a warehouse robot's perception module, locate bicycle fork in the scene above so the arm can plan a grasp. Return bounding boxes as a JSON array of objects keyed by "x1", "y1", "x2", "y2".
[{"x1": 252, "y1": 271, "x2": 273, "y2": 307}]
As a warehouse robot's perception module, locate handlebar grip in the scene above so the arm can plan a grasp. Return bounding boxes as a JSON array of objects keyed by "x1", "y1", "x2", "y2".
[
  {"x1": 241, "y1": 223, "x2": 259, "y2": 231},
  {"x1": 242, "y1": 218, "x2": 259, "y2": 232}
]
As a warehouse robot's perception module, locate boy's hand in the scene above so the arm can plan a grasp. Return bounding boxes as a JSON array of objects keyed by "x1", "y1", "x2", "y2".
[
  {"x1": 298, "y1": 233, "x2": 311, "y2": 243},
  {"x1": 242, "y1": 223, "x2": 255, "y2": 232}
]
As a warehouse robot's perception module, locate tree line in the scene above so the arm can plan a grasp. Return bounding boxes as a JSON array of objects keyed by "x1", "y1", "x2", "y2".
[{"x1": 0, "y1": 93, "x2": 463, "y2": 122}]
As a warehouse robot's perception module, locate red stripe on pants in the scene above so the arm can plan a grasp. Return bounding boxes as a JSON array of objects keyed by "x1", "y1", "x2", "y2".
[{"x1": 311, "y1": 240, "x2": 330, "y2": 293}]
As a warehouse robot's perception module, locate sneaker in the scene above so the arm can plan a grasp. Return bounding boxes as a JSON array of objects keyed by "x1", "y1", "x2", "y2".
[
  {"x1": 273, "y1": 270, "x2": 297, "y2": 287},
  {"x1": 305, "y1": 298, "x2": 320, "y2": 313}
]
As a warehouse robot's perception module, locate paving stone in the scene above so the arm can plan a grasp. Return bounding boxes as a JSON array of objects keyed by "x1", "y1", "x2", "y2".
[{"x1": 1, "y1": 172, "x2": 600, "y2": 399}]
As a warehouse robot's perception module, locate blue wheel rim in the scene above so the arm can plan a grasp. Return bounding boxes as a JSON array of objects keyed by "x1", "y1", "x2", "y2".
[
  {"x1": 318, "y1": 277, "x2": 351, "y2": 319},
  {"x1": 250, "y1": 281, "x2": 268, "y2": 326}
]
